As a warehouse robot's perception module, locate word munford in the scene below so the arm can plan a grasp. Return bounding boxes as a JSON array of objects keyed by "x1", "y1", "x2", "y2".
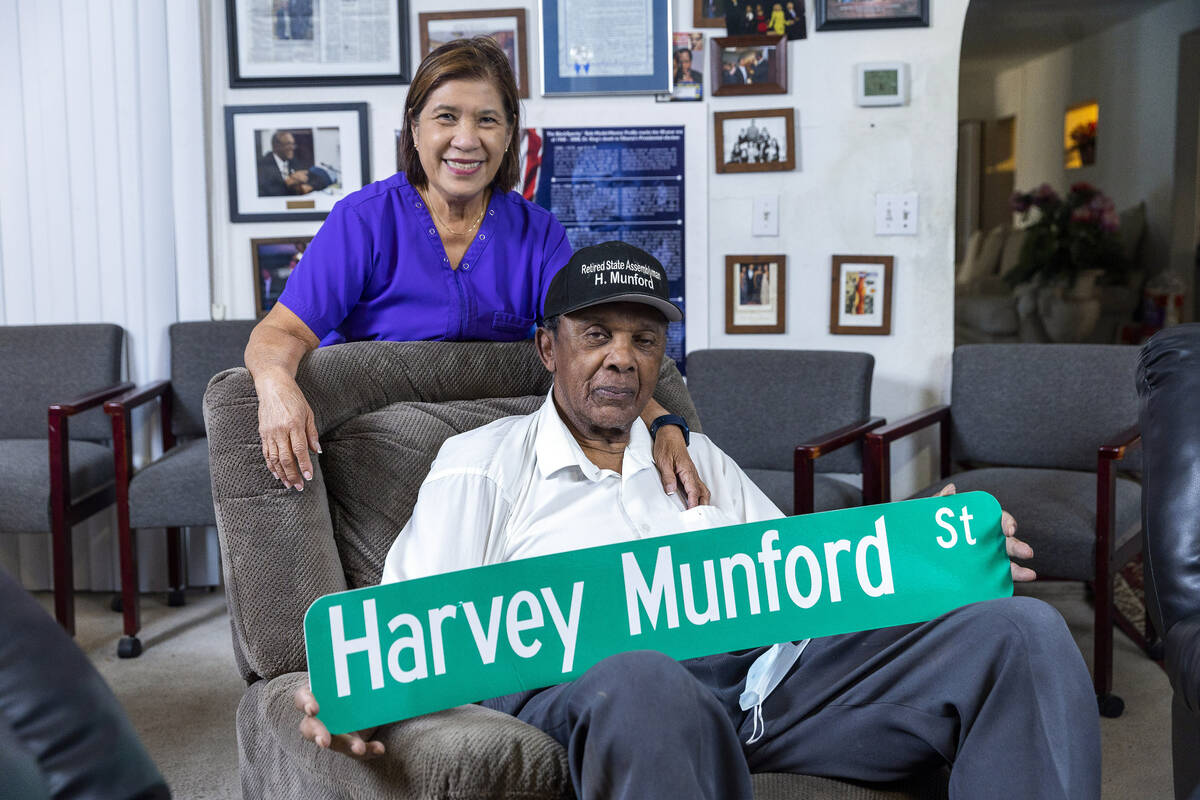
[{"x1": 304, "y1": 492, "x2": 1011, "y2": 734}]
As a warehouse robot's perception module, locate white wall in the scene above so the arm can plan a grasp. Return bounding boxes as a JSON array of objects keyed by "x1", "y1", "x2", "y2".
[
  {"x1": 979, "y1": 0, "x2": 1200, "y2": 288},
  {"x1": 207, "y1": 0, "x2": 971, "y2": 498},
  {"x1": 0, "y1": 0, "x2": 217, "y2": 591}
]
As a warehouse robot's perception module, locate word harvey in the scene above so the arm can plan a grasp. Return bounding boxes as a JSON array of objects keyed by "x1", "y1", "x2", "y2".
[{"x1": 323, "y1": 517, "x2": 900, "y2": 698}]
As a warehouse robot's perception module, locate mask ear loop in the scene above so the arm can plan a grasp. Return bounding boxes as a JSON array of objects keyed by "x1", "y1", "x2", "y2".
[{"x1": 746, "y1": 703, "x2": 765, "y2": 745}]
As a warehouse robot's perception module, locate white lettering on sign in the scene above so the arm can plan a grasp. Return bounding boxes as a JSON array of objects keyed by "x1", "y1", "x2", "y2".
[
  {"x1": 623, "y1": 518, "x2": 897, "y2": 636},
  {"x1": 935, "y1": 506, "x2": 977, "y2": 549},
  {"x1": 330, "y1": 600, "x2": 384, "y2": 698},
  {"x1": 542, "y1": 583, "x2": 584, "y2": 673}
]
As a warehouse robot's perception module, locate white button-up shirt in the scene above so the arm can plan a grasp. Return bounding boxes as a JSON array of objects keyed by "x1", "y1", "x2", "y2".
[{"x1": 382, "y1": 391, "x2": 785, "y2": 583}]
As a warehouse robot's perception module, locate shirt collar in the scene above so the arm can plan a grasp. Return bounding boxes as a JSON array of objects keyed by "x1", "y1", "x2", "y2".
[{"x1": 534, "y1": 387, "x2": 655, "y2": 482}]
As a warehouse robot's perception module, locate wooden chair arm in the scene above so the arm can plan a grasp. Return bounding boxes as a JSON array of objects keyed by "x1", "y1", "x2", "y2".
[
  {"x1": 47, "y1": 382, "x2": 135, "y2": 419},
  {"x1": 103, "y1": 380, "x2": 172, "y2": 417},
  {"x1": 793, "y1": 417, "x2": 886, "y2": 515},
  {"x1": 1099, "y1": 424, "x2": 1141, "y2": 462},
  {"x1": 863, "y1": 405, "x2": 952, "y2": 505},
  {"x1": 103, "y1": 380, "x2": 177, "y2": 476}
]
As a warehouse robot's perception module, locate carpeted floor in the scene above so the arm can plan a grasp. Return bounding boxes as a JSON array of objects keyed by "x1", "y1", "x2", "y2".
[{"x1": 43, "y1": 581, "x2": 1174, "y2": 799}]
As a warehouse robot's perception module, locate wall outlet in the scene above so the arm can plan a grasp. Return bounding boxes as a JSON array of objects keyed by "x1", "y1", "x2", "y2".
[
  {"x1": 875, "y1": 193, "x2": 919, "y2": 235},
  {"x1": 752, "y1": 195, "x2": 780, "y2": 236}
]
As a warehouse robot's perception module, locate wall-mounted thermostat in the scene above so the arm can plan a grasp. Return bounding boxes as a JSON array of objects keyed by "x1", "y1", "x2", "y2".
[{"x1": 855, "y1": 62, "x2": 910, "y2": 107}]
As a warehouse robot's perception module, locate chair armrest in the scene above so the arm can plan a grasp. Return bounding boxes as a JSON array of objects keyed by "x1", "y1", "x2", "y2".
[
  {"x1": 103, "y1": 381, "x2": 176, "y2": 479},
  {"x1": 792, "y1": 417, "x2": 885, "y2": 515},
  {"x1": 47, "y1": 382, "x2": 134, "y2": 419},
  {"x1": 1099, "y1": 424, "x2": 1141, "y2": 462},
  {"x1": 103, "y1": 379, "x2": 172, "y2": 416},
  {"x1": 864, "y1": 405, "x2": 952, "y2": 504}
]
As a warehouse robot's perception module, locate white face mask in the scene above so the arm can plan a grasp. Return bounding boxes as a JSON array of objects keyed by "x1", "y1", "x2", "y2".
[{"x1": 738, "y1": 639, "x2": 810, "y2": 744}]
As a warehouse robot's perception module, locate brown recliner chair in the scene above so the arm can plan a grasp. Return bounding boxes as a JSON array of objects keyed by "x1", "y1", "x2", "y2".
[{"x1": 204, "y1": 339, "x2": 946, "y2": 799}]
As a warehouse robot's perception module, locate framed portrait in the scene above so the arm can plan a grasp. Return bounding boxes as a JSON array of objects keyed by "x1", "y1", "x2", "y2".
[
  {"x1": 830, "y1": 255, "x2": 893, "y2": 335},
  {"x1": 815, "y1": 0, "x2": 929, "y2": 31},
  {"x1": 657, "y1": 32, "x2": 706, "y2": 102},
  {"x1": 418, "y1": 9, "x2": 529, "y2": 98},
  {"x1": 251, "y1": 236, "x2": 312, "y2": 318},
  {"x1": 694, "y1": 0, "x2": 727, "y2": 29},
  {"x1": 225, "y1": 0, "x2": 409, "y2": 87},
  {"x1": 539, "y1": 0, "x2": 671, "y2": 95},
  {"x1": 714, "y1": 108, "x2": 795, "y2": 173},
  {"x1": 726, "y1": 255, "x2": 786, "y2": 334},
  {"x1": 225, "y1": 103, "x2": 369, "y2": 223},
  {"x1": 711, "y1": 35, "x2": 786, "y2": 96}
]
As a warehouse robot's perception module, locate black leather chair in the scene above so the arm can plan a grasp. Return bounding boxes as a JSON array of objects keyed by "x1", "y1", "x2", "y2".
[
  {"x1": 0, "y1": 564, "x2": 169, "y2": 799},
  {"x1": 1138, "y1": 323, "x2": 1200, "y2": 799}
]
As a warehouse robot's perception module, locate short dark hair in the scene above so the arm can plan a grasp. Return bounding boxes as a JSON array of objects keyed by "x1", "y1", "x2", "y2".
[
  {"x1": 398, "y1": 37, "x2": 521, "y2": 193},
  {"x1": 538, "y1": 314, "x2": 561, "y2": 334}
]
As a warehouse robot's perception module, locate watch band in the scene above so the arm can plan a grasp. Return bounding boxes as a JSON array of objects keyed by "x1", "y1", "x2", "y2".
[{"x1": 649, "y1": 413, "x2": 690, "y2": 446}]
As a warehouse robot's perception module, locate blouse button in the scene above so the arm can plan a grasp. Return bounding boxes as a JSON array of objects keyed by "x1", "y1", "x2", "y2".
[
  {"x1": 462, "y1": 262, "x2": 470, "y2": 270},
  {"x1": 428, "y1": 227, "x2": 436, "y2": 235},
  {"x1": 488, "y1": 209, "x2": 495, "y2": 216},
  {"x1": 415, "y1": 202, "x2": 422, "y2": 208},
  {"x1": 479, "y1": 233, "x2": 486, "y2": 240}
]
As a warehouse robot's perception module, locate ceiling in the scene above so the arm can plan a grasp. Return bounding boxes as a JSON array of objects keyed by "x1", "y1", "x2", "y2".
[{"x1": 960, "y1": 0, "x2": 1180, "y2": 71}]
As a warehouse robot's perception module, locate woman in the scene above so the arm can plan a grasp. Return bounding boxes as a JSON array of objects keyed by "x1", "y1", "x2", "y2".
[
  {"x1": 246, "y1": 37, "x2": 706, "y2": 505},
  {"x1": 768, "y1": 2, "x2": 786, "y2": 35}
]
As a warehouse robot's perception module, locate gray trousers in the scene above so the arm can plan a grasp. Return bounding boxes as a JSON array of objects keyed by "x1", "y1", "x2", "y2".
[{"x1": 483, "y1": 596, "x2": 1100, "y2": 800}]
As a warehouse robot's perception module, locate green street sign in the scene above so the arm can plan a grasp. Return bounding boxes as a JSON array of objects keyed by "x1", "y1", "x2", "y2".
[{"x1": 304, "y1": 492, "x2": 1012, "y2": 734}]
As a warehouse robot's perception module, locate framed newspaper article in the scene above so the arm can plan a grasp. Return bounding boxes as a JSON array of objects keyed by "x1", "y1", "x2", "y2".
[{"x1": 226, "y1": 0, "x2": 409, "y2": 87}]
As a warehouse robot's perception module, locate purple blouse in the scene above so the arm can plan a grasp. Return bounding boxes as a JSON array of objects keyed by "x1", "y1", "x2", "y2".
[{"x1": 278, "y1": 172, "x2": 572, "y2": 346}]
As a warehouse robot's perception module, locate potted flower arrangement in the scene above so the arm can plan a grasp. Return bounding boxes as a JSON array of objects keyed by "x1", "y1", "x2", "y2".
[
  {"x1": 1005, "y1": 182, "x2": 1130, "y2": 341},
  {"x1": 1069, "y1": 121, "x2": 1097, "y2": 165}
]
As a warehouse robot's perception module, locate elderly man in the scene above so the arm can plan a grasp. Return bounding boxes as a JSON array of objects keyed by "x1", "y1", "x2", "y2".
[{"x1": 297, "y1": 242, "x2": 1101, "y2": 799}]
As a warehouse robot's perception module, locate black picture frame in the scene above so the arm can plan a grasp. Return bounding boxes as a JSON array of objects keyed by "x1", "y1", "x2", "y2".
[
  {"x1": 225, "y1": 103, "x2": 370, "y2": 223},
  {"x1": 226, "y1": 0, "x2": 410, "y2": 87},
  {"x1": 815, "y1": 0, "x2": 929, "y2": 31}
]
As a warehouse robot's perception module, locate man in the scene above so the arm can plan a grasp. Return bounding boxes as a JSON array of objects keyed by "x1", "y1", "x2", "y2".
[
  {"x1": 256, "y1": 130, "x2": 312, "y2": 197},
  {"x1": 296, "y1": 242, "x2": 1101, "y2": 799}
]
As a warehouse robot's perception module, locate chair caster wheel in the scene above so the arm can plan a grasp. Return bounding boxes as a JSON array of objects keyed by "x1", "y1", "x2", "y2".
[
  {"x1": 167, "y1": 589, "x2": 186, "y2": 607},
  {"x1": 110, "y1": 595, "x2": 123, "y2": 612},
  {"x1": 118, "y1": 636, "x2": 143, "y2": 659},
  {"x1": 1097, "y1": 693, "x2": 1124, "y2": 718}
]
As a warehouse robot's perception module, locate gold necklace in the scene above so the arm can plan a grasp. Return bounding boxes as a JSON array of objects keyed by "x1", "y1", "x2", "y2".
[{"x1": 420, "y1": 189, "x2": 489, "y2": 237}]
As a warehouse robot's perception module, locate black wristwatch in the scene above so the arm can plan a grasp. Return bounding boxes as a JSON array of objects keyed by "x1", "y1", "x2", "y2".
[{"x1": 649, "y1": 414, "x2": 690, "y2": 446}]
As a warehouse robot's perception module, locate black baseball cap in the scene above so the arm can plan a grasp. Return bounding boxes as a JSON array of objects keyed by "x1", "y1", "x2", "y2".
[{"x1": 541, "y1": 241, "x2": 683, "y2": 323}]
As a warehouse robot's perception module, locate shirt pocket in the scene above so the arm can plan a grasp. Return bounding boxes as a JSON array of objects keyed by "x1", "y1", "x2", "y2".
[{"x1": 491, "y1": 311, "x2": 536, "y2": 339}]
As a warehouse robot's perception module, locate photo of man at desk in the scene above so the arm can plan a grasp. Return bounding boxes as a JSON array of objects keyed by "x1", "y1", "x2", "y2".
[{"x1": 294, "y1": 241, "x2": 1102, "y2": 800}]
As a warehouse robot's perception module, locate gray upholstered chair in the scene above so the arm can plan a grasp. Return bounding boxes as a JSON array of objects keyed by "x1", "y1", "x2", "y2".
[
  {"x1": 103, "y1": 319, "x2": 257, "y2": 658},
  {"x1": 686, "y1": 349, "x2": 882, "y2": 515},
  {"x1": 0, "y1": 323, "x2": 130, "y2": 635},
  {"x1": 205, "y1": 339, "x2": 946, "y2": 799},
  {"x1": 865, "y1": 344, "x2": 1147, "y2": 718}
]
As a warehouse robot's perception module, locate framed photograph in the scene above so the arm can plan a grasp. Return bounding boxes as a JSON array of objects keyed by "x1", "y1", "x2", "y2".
[
  {"x1": 225, "y1": 103, "x2": 369, "y2": 223},
  {"x1": 712, "y1": 35, "x2": 786, "y2": 96},
  {"x1": 714, "y1": 108, "x2": 795, "y2": 173},
  {"x1": 251, "y1": 236, "x2": 312, "y2": 318},
  {"x1": 419, "y1": 9, "x2": 529, "y2": 98},
  {"x1": 856, "y1": 62, "x2": 910, "y2": 106},
  {"x1": 830, "y1": 255, "x2": 893, "y2": 335},
  {"x1": 694, "y1": 0, "x2": 727, "y2": 29},
  {"x1": 657, "y1": 32, "x2": 706, "y2": 102},
  {"x1": 726, "y1": 255, "x2": 786, "y2": 333},
  {"x1": 815, "y1": 0, "x2": 929, "y2": 31},
  {"x1": 540, "y1": 0, "x2": 672, "y2": 95},
  {"x1": 225, "y1": 0, "x2": 409, "y2": 87}
]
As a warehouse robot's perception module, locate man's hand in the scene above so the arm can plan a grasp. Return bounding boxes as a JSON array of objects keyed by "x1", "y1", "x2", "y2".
[
  {"x1": 652, "y1": 425, "x2": 711, "y2": 509},
  {"x1": 936, "y1": 483, "x2": 1036, "y2": 582},
  {"x1": 294, "y1": 686, "x2": 385, "y2": 760}
]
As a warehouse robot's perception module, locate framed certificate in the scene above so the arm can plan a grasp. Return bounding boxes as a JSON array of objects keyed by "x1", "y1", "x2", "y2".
[
  {"x1": 226, "y1": 0, "x2": 409, "y2": 87},
  {"x1": 539, "y1": 0, "x2": 673, "y2": 95}
]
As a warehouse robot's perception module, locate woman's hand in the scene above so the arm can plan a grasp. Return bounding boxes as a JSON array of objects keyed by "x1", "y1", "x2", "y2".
[
  {"x1": 653, "y1": 425, "x2": 711, "y2": 509},
  {"x1": 245, "y1": 305, "x2": 322, "y2": 491},
  {"x1": 294, "y1": 686, "x2": 384, "y2": 760},
  {"x1": 256, "y1": 372, "x2": 320, "y2": 491}
]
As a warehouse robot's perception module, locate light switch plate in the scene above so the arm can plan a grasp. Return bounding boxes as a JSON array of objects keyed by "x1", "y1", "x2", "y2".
[
  {"x1": 752, "y1": 195, "x2": 779, "y2": 237},
  {"x1": 875, "y1": 192, "x2": 918, "y2": 235}
]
